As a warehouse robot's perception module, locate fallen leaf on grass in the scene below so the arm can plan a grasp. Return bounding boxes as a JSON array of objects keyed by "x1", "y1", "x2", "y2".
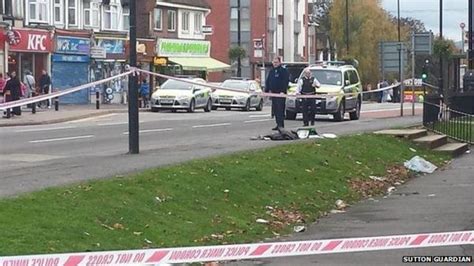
[
  {"x1": 101, "y1": 224, "x2": 114, "y2": 230},
  {"x1": 133, "y1": 231, "x2": 143, "y2": 236},
  {"x1": 113, "y1": 223, "x2": 124, "y2": 230},
  {"x1": 144, "y1": 239, "x2": 153, "y2": 244},
  {"x1": 409, "y1": 148, "x2": 417, "y2": 152},
  {"x1": 330, "y1": 209, "x2": 346, "y2": 214},
  {"x1": 293, "y1": 226, "x2": 306, "y2": 233},
  {"x1": 256, "y1": 218, "x2": 269, "y2": 224}
]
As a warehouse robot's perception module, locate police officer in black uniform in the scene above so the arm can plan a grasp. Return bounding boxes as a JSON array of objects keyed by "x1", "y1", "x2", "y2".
[
  {"x1": 297, "y1": 69, "x2": 321, "y2": 126},
  {"x1": 265, "y1": 57, "x2": 290, "y2": 130}
]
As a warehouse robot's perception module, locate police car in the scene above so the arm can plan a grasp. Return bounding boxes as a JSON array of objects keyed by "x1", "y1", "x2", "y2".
[
  {"x1": 285, "y1": 61, "x2": 362, "y2": 121},
  {"x1": 150, "y1": 77, "x2": 212, "y2": 113},
  {"x1": 211, "y1": 78, "x2": 264, "y2": 111}
]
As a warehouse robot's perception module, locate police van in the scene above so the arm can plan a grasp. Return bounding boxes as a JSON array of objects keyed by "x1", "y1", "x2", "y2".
[{"x1": 285, "y1": 61, "x2": 362, "y2": 121}]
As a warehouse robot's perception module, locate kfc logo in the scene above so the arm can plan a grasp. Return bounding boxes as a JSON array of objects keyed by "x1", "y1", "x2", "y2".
[
  {"x1": 6, "y1": 30, "x2": 21, "y2": 46},
  {"x1": 28, "y1": 34, "x2": 47, "y2": 51}
]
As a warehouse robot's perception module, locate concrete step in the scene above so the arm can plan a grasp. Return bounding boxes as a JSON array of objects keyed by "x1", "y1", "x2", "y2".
[
  {"x1": 433, "y1": 143, "x2": 470, "y2": 157},
  {"x1": 413, "y1": 135, "x2": 448, "y2": 149},
  {"x1": 374, "y1": 129, "x2": 428, "y2": 140}
]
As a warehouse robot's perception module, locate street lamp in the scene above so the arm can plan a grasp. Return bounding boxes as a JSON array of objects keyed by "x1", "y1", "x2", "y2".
[
  {"x1": 345, "y1": 0, "x2": 349, "y2": 54},
  {"x1": 438, "y1": 0, "x2": 444, "y2": 97}
]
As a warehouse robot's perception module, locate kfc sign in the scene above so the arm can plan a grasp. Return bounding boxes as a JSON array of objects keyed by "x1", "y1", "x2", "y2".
[{"x1": 7, "y1": 29, "x2": 52, "y2": 53}]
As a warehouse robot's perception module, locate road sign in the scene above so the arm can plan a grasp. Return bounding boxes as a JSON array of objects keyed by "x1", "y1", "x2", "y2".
[
  {"x1": 202, "y1": 25, "x2": 213, "y2": 35},
  {"x1": 379, "y1": 42, "x2": 408, "y2": 73},
  {"x1": 413, "y1": 32, "x2": 433, "y2": 55},
  {"x1": 460, "y1": 22, "x2": 466, "y2": 29}
]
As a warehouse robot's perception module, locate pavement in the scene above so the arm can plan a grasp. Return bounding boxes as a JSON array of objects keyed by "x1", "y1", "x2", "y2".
[
  {"x1": 0, "y1": 104, "x2": 131, "y2": 127},
  {"x1": 229, "y1": 152, "x2": 474, "y2": 265}
]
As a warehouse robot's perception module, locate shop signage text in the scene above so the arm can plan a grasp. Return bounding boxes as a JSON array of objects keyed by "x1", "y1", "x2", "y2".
[
  {"x1": 56, "y1": 37, "x2": 91, "y2": 55},
  {"x1": 97, "y1": 39, "x2": 125, "y2": 54},
  {"x1": 153, "y1": 57, "x2": 168, "y2": 66},
  {"x1": 157, "y1": 39, "x2": 210, "y2": 57},
  {"x1": 90, "y1": 47, "x2": 107, "y2": 59},
  {"x1": 7, "y1": 29, "x2": 53, "y2": 53},
  {"x1": 52, "y1": 54, "x2": 90, "y2": 63}
]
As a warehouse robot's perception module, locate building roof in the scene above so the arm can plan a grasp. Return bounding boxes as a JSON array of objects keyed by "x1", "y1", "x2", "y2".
[{"x1": 163, "y1": 0, "x2": 210, "y2": 9}]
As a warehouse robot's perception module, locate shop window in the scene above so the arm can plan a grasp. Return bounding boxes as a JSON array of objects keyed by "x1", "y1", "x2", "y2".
[
  {"x1": 123, "y1": 7, "x2": 129, "y2": 31},
  {"x1": 28, "y1": 0, "x2": 48, "y2": 23},
  {"x1": 168, "y1": 10, "x2": 176, "y2": 32},
  {"x1": 194, "y1": 12, "x2": 202, "y2": 34},
  {"x1": 1, "y1": 0, "x2": 12, "y2": 15},
  {"x1": 104, "y1": 4, "x2": 119, "y2": 30},
  {"x1": 181, "y1": 11, "x2": 189, "y2": 32},
  {"x1": 68, "y1": 0, "x2": 77, "y2": 26},
  {"x1": 54, "y1": 0, "x2": 63, "y2": 24},
  {"x1": 154, "y1": 8, "x2": 162, "y2": 30},
  {"x1": 84, "y1": 0, "x2": 100, "y2": 28}
]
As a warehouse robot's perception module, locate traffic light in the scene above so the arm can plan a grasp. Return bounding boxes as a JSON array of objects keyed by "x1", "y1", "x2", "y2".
[{"x1": 421, "y1": 59, "x2": 430, "y2": 82}]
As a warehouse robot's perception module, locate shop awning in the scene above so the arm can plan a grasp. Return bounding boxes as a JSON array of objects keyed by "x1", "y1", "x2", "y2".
[{"x1": 169, "y1": 57, "x2": 230, "y2": 71}]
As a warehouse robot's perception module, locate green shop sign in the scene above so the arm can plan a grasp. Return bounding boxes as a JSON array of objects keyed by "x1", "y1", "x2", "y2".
[{"x1": 157, "y1": 39, "x2": 210, "y2": 57}]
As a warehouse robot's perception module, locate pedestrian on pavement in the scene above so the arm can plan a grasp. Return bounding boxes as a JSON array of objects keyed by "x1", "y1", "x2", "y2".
[
  {"x1": 139, "y1": 79, "x2": 150, "y2": 108},
  {"x1": 392, "y1": 79, "x2": 399, "y2": 103},
  {"x1": 297, "y1": 68, "x2": 320, "y2": 127},
  {"x1": 23, "y1": 70, "x2": 36, "y2": 98},
  {"x1": 4, "y1": 71, "x2": 22, "y2": 117},
  {"x1": 39, "y1": 69, "x2": 52, "y2": 108},
  {"x1": 265, "y1": 56, "x2": 289, "y2": 130}
]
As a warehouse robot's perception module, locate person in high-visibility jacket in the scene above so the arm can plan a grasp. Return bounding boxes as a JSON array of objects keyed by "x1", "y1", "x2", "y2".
[{"x1": 297, "y1": 69, "x2": 321, "y2": 126}]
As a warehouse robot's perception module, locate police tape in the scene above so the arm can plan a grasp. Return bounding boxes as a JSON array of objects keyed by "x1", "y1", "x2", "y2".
[
  {"x1": 1, "y1": 230, "x2": 473, "y2": 265},
  {"x1": 0, "y1": 71, "x2": 134, "y2": 111},
  {"x1": 136, "y1": 68, "x2": 400, "y2": 99}
]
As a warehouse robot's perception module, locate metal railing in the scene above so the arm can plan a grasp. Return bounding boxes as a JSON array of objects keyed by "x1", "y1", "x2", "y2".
[{"x1": 423, "y1": 101, "x2": 473, "y2": 144}]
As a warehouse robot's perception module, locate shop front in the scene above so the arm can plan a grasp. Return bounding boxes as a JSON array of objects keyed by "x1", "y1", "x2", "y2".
[
  {"x1": 90, "y1": 34, "x2": 128, "y2": 104},
  {"x1": 3, "y1": 28, "x2": 53, "y2": 83},
  {"x1": 155, "y1": 39, "x2": 229, "y2": 83},
  {"x1": 52, "y1": 33, "x2": 91, "y2": 104}
]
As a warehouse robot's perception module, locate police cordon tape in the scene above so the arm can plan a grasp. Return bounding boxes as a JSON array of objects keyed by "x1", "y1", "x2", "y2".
[
  {"x1": 137, "y1": 68, "x2": 400, "y2": 99},
  {"x1": 0, "y1": 67, "x2": 399, "y2": 111},
  {"x1": 1, "y1": 230, "x2": 473, "y2": 265},
  {"x1": 0, "y1": 71, "x2": 134, "y2": 111}
]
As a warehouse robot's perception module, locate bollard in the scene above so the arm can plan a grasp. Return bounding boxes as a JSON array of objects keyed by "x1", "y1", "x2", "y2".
[
  {"x1": 54, "y1": 97, "x2": 59, "y2": 111},
  {"x1": 96, "y1": 91, "x2": 100, "y2": 109},
  {"x1": 32, "y1": 92, "x2": 36, "y2": 114}
]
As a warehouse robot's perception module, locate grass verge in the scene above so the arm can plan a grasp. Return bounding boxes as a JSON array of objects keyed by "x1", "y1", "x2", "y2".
[{"x1": 0, "y1": 134, "x2": 449, "y2": 256}]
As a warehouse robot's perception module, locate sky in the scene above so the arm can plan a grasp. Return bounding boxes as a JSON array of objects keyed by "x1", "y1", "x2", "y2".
[{"x1": 381, "y1": 0, "x2": 468, "y2": 42}]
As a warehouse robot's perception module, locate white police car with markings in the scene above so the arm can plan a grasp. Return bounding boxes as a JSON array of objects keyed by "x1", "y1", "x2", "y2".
[
  {"x1": 151, "y1": 78, "x2": 212, "y2": 113},
  {"x1": 211, "y1": 78, "x2": 264, "y2": 111},
  {"x1": 286, "y1": 61, "x2": 362, "y2": 121}
]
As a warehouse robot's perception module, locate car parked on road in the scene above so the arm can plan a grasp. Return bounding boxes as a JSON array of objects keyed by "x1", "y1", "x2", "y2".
[
  {"x1": 285, "y1": 61, "x2": 362, "y2": 121},
  {"x1": 211, "y1": 78, "x2": 264, "y2": 111},
  {"x1": 150, "y1": 77, "x2": 212, "y2": 113}
]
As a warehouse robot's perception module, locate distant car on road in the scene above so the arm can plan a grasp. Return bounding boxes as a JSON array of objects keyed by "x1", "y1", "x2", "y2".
[
  {"x1": 286, "y1": 61, "x2": 362, "y2": 121},
  {"x1": 150, "y1": 77, "x2": 212, "y2": 113},
  {"x1": 211, "y1": 78, "x2": 264, "y2": 111}
]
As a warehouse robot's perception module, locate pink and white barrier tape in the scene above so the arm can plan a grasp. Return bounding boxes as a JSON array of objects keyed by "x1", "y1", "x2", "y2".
[
  {"x1": 0, "y1": 71, "x2": 133, "y2": 110},
  {"x1": 1, "y1": 230, "x2": 473, "y2": 265}
]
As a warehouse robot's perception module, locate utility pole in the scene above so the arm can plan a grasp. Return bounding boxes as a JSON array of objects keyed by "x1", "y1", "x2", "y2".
[
  {"x1": 237, "y1": 0, "x2": 242, "y2": 77},
  {"x1": 469, "y1": 0, "x2": 474, "y2": 69},
  {"x1": 397, "y1": 0, "x2": 402, "y2": 104},
  {"x1": 345, "y1": 0, "x2": 349, "y2": 54},
  {"x1": 438, "y1": 0, "x2": 444, "y2": 96},
  {"x1": 128, "y1": 0, "x2": 139, "y2": 154}
]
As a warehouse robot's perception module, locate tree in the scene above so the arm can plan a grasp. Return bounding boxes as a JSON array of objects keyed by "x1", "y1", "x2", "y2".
[
  {"x1": 389, "y1": 15, "x2": 427, "y2": 34},
  {"x1": 329, "y1": 0, "x2": 400, "y2": 85},
  {"x1": 228, "y1": 46, "x2": 246, "y2": 64}
]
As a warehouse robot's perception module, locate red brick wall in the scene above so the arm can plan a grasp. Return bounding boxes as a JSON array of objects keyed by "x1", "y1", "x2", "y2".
[
  {"x1": 250, "y1": 0, "x2": 267, "y2": 80},
  {"x1": 206, "y1": 0, "x2": 230, "y2": 82}
]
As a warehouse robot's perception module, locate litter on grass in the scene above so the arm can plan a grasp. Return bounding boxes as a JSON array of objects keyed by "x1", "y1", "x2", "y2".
[{"x1": 404, "y1": 156, "x2": 437, "y2": 174}]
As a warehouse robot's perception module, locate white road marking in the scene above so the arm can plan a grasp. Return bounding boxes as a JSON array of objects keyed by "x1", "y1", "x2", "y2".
[
  {"x1": 244, "y1": 118, "x2": 274, "y2": 123},
  {"x1": 249, "y1": 114, "x2": 271, "y2": 118},
  {"x1": 98, "y1": 121, "x2": 145, "y2": 126},
  {"x1": 122, "y1": 128, "x2": 174, "y2": 135},
  {"x1": 29, "y1": 135, "x2": 94, "y2": 143},
  {"x1": 15, "y1": 126, "x2": 77, "y2": 133},
  {"x1": 192, "y1": 123, "x2": 231, "y2": 128},
  {"x1": 66, "y1": 113, "x2": 118, "y2": 123}
]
